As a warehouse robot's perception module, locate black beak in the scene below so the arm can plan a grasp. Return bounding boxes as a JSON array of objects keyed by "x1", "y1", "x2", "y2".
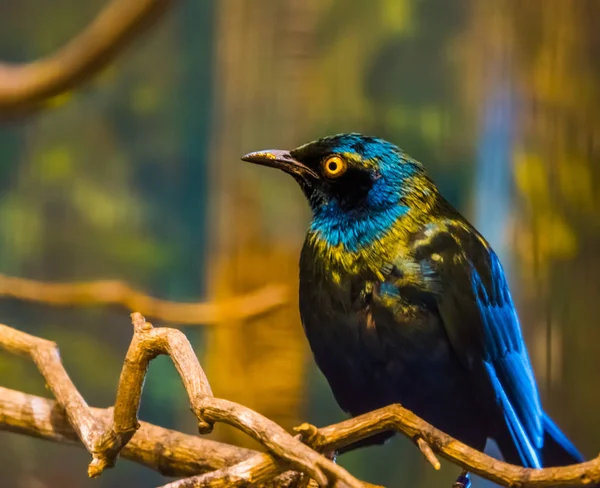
[{"x1": 241, "y1": 149, "x2": 318, "y2": 179}]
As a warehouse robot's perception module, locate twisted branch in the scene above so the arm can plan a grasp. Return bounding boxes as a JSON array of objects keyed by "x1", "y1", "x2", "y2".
[
  {"x1": 0, "y1": 273, "x2": 288, "y2": 324},
  {"x1": 0, "y1": 314, "x2": 364, "y2": 487},
  {"x1": 0, "y1": 386, "x2": 255, "y2": 477},
  {"x1": 0, "y1": 0, "x2": 173, "y2": 114},
  {"x1": 299, "y1": 411, "x2": 600, "y2": 487},
  {"x1": 0, "y1": 314, "x2": 598, "y2": 487}
]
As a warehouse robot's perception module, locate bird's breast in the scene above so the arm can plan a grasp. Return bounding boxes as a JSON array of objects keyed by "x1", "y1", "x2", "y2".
[{"x1": 297, "y1": 235, "x2": 478, "y2": 422}]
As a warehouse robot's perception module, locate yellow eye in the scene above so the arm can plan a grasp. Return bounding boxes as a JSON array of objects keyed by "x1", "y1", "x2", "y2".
[{"x1": 322, "y1": 155, "x2": 347, "y2": 178}]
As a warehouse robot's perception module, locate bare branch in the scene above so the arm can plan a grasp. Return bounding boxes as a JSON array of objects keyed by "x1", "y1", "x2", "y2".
[
  {"x1": 1, "y1": 315, "x2": 598, "y2": 487},
  {"x1": 0, "y1": 0, "x2": 173, "y2": 114},
  {"x1": 186, "y1": 402, "x2": 600, "y2": 487},
  {"x1": 416, "y1": 437, "x2": 441, "y2": 471},
  {"x1": 0, "y1": 322, "x2": 107, "y2": 475},
  {"x1": 0, "y1": 386, "x2": 372, "y2": 488},
  {"x1": 0, "y1": 386, "x2": 256, "y2": 477},
  {"x1": 0, "y1": 273, "x2": 288, "y2": 324},
  {"x1": 307, "y1": 406, "x2": 600, "y2": 487},
  {"x1": 0, "y1": 314, "x2": 365, "y2": 487},
  {"x1": 113, "y1": 313, "x2": 363, "y2": 487}
]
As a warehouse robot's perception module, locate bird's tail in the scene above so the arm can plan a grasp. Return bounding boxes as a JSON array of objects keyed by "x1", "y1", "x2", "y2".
[{"x1": 541, "y1": 413, "x2": 584, "y2": 467}]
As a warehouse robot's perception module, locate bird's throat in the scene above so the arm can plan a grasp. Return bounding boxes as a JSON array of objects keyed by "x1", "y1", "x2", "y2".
[{"x1": 309, "y1": 202, "x2": 409, "y2": 254}]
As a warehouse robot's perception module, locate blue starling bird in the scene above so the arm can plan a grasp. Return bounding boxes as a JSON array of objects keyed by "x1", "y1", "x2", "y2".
[{"x1": 242, "y1": 133, "x2": 583, "y2": 471}]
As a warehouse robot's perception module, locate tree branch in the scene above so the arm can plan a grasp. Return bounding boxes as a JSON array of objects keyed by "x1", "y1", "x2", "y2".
[
  {"x1": 298, "y1": 409, "x2": 600, "y2": 487},
  {"x1": 0, "y1": 273, "x2": 288, "y2": 324},
  {"x1": 0, "y1": 386, "x2": 370, "y2": 488},
  {"x1": 0, "y1": 386, "x2": 256, "y2": 477},
  {"x1": 0, "y1": 313, "x2": 364, "y2": 487},
  {"x1": 0, "y1": 0, "x2": 173, "y2": 114},
  {"x1": 167, "y1": 397, "x2": 600, "y2": 487},
  {"x1": 1, "y1": 314, "x2": 598, "y2": 487}
]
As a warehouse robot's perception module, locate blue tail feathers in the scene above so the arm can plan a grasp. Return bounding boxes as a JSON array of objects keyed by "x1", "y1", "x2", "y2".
[
  {"x1": 497, "y1": 411, "x2": 583, "y2": 468},
  {"x1": 541, "y1": 413, "x2": 583, "y2": 467}
]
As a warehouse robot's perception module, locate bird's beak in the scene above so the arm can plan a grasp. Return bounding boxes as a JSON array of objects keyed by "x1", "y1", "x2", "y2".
[{"x1": 241, "y1": 149, "x2": 319, "y2": 179}]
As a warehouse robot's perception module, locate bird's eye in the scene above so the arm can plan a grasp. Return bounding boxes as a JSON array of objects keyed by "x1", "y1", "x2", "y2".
[{"x1": 322, "y1": 155, "x2": 347, "y2": 178}]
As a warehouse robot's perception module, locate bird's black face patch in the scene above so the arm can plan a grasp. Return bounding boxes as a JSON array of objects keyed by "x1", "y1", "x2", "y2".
[
  {"x1": 289, "y1": 136, "x2": 382, "y2": 210},
  {"x1": 243, "y1": 132, "x2": 422, "y2": 215}
]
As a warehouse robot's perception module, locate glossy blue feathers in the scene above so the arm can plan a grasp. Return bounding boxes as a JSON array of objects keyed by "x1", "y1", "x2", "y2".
[
  {"x1": 245, "y1": 133, "x2": 584, "y2": 469},
  {"x1": 299, "y1": 134, "x2": 418, "y2": 251},
  {"x1": 310, "y1": 203, "x2": 409, "y2": 252}
]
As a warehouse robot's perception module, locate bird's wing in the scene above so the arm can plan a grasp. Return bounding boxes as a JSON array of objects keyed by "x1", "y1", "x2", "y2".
[{"x1": 409, "y1": 218, "x2": 544, "y2": 468}]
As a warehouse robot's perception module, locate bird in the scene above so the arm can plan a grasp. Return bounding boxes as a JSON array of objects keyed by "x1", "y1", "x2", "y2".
[{"x1": 241, "y1": 133, "x2": 583, "y2": 474}]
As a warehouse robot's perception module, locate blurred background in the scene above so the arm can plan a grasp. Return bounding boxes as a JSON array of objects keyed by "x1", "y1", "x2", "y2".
[{"x1": 0, "y1": 0, "x2": 599, "y2": 486}]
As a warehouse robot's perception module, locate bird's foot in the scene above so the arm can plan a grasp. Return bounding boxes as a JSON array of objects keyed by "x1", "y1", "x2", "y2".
[
  {"x1": 294, "y1": 422, "x2": 324, "y2": 448},
  {"x1": 452, "y1": 470, "x2": 471, "y2": 488},
  {"x1": 293, "y1": 423, "x2": 337, "y2": 463}
]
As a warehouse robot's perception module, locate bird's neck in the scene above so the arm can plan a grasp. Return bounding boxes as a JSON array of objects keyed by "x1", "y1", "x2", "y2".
[
  {"x1": 306, "y1": 178, "x2": 439, "y2": 276},
  {"x1": 309, "y1": 202, "x2": 409, "y2": 253},
  {"x1": 306, "y1": 204, "x2": 413, "y2": 281},
  {"x1": 309, "y1": 173, "x2": 438, "y2": 253}
]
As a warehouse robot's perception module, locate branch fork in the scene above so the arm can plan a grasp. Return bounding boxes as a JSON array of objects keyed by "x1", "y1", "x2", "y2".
[{"x1": 1, "y1": 313, "x2": 599, "y2": 487}]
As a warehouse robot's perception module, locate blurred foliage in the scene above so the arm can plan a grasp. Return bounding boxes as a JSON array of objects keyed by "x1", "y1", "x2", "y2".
[
  {"x1": 0, "y1": 0, "x2": 214, "y2": 486},
  {"x1": 457, "y1": 0, "x2": 600, "y2": 465},
  {"x1": 1, "y1": 0, "x2": 599, "y2": 487},
  {"x1": 307, "y1": 0, "x2": 473, "y2": 207}
]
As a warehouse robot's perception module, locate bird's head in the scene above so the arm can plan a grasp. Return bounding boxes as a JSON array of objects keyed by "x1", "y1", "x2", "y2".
[
  {"x1": 242, "y1": 133, "x2": 426, "y2": 212},
  {"x1": 242, "y1": 133, "x2": 432, "y2": 250}
]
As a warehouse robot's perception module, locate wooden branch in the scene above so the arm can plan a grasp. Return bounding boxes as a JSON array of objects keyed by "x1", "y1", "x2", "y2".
[
  {"x1": 0, "y1": 322, "x2": 108, "y2": 475},
  {"x1": 112, "y1": 313, "x2": 363, "y2": 487},
  {"x1": 1, "y1": 314, "x2": 598, "y2": 487},
  {"x1": 0, "y1": 273, "x2": 288, "y2": 324},
  {"x1": 297, "y1": 409, "x2": 600, "y2": 487},
  {"x1": 0, "y1": 313, "x2": 365, "y2": 487},
  {"x1": 0, "y1": 386, "x2": 367, "y2": 488},
  {"x1": 0, "y1": 0, "x2": 173, "y2": 114},
  {"x1": 174, "y1": 403, "x2": 600, "y2": 487},
  {"x1": 0, "y1": 386, "x2": 256, "y2": 477},
  {"x1": 417, "y1": 437, "x2": 441, "y2": 471}
]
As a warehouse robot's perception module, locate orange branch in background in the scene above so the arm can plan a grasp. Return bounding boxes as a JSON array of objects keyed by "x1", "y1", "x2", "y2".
[
  {"x1": 0, "y1": 0, "x2": 174, "y2": 114},
  {"x1": 0, "y1": 274, "x2": 288, "y2": 325}
]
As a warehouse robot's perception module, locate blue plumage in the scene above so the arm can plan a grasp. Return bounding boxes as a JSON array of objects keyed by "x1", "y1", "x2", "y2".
[
  {"x1": 242, "y1": 133, "x2": 583, "y2": 469},
  {"x1": 292, "y1": 134, "x2": 420, "y2": 251},
  {"x1": 310, "y1": 203, "x2": 409, "y2": 252}
]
